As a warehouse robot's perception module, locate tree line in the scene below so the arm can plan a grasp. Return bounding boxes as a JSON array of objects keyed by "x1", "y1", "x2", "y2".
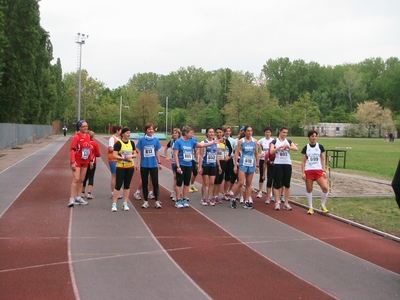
[{"x1": 1, "y1": 1, "x2": 399, "y2": 136}]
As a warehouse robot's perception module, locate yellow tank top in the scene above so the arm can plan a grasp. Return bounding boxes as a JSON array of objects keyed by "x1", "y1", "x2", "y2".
[
  {"x1": 116, "y1": 140, "x2": 135, "y2": 168},
  {"x1": 217, "y1": 142, "x2": 227, "y2": 161}
]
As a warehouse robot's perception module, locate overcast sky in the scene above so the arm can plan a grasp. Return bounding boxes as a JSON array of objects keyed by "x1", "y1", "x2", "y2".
[{"x1": 39, "y1": 0, "x2": 400, "y2": 89}]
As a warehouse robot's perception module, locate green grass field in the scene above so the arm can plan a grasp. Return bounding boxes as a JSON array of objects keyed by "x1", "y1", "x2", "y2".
[{"x1": 255, "y1": 136, "x2": 400, "y2": 237}]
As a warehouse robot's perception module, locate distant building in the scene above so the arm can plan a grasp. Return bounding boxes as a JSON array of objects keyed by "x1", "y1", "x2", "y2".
[{"x1": 305, "y1": 123, "x2": 397, "y2": 138}]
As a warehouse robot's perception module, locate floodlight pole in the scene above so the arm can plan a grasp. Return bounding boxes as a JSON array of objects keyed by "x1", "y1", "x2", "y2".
[
  {"x1": 165, "y1": 97, "x2": 168, "y2": 136},
  {"x1": 75, "y1": 33, "x2": 88, "y2": 121}
]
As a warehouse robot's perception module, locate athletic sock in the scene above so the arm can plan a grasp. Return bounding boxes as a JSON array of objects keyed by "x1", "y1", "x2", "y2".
[
  {"x1": 321, "y1": 192, "x2": 328, "y2": 206},
  {"x1": 306, "y1": 192, "x2": 313, "y2": 208}
]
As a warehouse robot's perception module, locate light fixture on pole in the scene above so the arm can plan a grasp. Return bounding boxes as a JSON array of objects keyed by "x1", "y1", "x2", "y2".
[
  {"x1": 75, "y1": 33, "x2": 88, "y2": 121},
  {"x1": 119, "y1": 96, "x2": 129, "y2": 125}
]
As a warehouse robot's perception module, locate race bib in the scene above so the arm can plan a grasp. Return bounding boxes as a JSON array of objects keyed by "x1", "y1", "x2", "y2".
[
  {"x1": 183, "y1": 151, "x2": 193, "y2": 161},
  {"x1": 308, "y1": 154, "x2": 320, "y2": 163},
  {"x1": 144, "y1": 146, "x2": 155, "y2": 157},
  {"x1": 81, "y1": 148, "x2": 90, "y2": 160},
  {"x1": 243, "y1": 155, "x2": 254, "y2": 167},
  {"x1": 207, "y1": 152, "x2": 216, "y2": 164},
  {"x1": 217, "y1": 149, "x2": 225, "y2": 160}
]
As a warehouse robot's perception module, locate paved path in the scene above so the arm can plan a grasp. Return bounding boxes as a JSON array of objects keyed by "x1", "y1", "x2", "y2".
[{"x1": 1, "y1": 136, "x2": 399, "y2": 300}]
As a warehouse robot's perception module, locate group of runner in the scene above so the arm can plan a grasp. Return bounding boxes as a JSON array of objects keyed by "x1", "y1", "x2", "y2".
[{"x1": 68, "y1": 120, "x2": 330, "y2": 214}]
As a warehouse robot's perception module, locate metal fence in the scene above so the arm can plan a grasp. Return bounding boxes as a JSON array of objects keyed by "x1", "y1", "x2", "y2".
[{"x1": 0, "y1": 123, "x2": 53, "y2": 150}]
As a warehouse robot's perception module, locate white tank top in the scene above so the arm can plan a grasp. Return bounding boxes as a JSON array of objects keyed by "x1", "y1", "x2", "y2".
[
  {"x1": 305, "y1": 143, "x2": 322, "y2": 171},
  {"x1": 274, "y1": 138, "x2": 292, "y2": 165}
]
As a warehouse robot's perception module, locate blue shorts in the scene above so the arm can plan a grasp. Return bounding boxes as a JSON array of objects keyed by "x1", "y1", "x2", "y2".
[
  {"x1": 109, "y1": 161, "x2": 117, "y2": 174},
  {"x1": 239, "y1": 165, "x2": 256, "y2": 174}
]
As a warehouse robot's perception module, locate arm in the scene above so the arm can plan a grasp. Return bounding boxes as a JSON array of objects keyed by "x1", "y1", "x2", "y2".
[
  {"x1": 321, "y1": 151, "x2": 326, "y2": 173},
  {"x1": 233, "y1": 140, "x2": 242, "y2": 172},
  {"x1": 289, "y1": 141, "x2": 298, "y2": 151},
  {"x1": 301, "y1": 153, "x2": 307, "y2": 179}
]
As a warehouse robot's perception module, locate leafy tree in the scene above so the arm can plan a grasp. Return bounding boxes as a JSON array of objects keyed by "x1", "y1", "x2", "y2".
[
  {"x1": 132, "y1": 90, "x2": 161, "y2": 130},
  {"x1": 289, "y1": 92, "x2": 321, "y2": 134},
  {"x1": 353, "y1": 101, "x2": 395, "y2": 137},
  {"x1": 340, "y1": 67, "x2": 366, "y2": 112}
]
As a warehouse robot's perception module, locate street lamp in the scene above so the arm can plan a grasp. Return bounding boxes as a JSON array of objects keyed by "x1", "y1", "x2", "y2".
[
  {"x1": 119, "y1": 96, "x2": 129, "y2": 125},
  {"x1": 165, "y1": 97, "x2": 168, "y2": 136},
  {"x1": 75, "y1": 33, "x2": 88, "y2": 121}
]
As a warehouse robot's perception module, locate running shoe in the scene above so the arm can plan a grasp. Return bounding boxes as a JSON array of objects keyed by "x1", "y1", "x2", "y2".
[
  {"x1": 189, "y1": 186, "x2": 198, "y2": 192},
  {"x1": 81, "y1": 192, "x2": 87, "y2": 198},
  {"x1": 214, "y1": 196, "x2": 221, "y2": 204},
  {"x1": 227, "y1": 190, "x2": 234, "y2": 197},
  {"x1": 280, "y1": 195, "x2": 285, "y2": 203},
  {"x1": 252, "y1": 188, "x2": 258, "y2": 193},
  {"x1": 155, "y1": 201, "x2": 162, "y2": 209},
  {"x1": 118, "y1": 195, "x2": 123, "y2": 200},
  {"x1": 170, "y1": 192, "x2": 175, "y2": 199},
  {"x1": 122, "y1": 202, "x2": 129, "y2": 211},
  {"x1": 265, "y1": 197, "x2": 271, "y2": 204},
  {"x1": 134, "y1": 191, "x2": 141, "y2": 200},
  {"x1": 86, "y1": 193, "x2": 93, "y2": 199},
  {"x1": 68, "y1": 198, "x2": 75, "y2": 207},
  {"x1": 283, "y1": 203, "x2": 292, "y2": 211},
  {"x1": 249, "y1": 197, "x2": 253, "y2": 204},
  {"x1": 183, "y1": 199, "x2": 190, "y2": 208},
  {"x1": 230, "y1": 198, "x2": 237, "y2": 209},
  {"x1": 75, "y1": 197, "x2": 88, "y2": 205},
  {"x1": 176, "y1": 200, "x2": 184, "y2": 208},
  {"x1": 274, "y1": 202, "x2": 280, "y2": 210},
  {"x1": 307, "y1": 208, "x2": 314, "y2": 215},
  {"x1": 256, "y1": 191, "x2": 263, "y2": 198},
  {"x1": 239, "y1": 196, "x2": 244, "y2": 204},
  {"x1": 141, "y1": 201, "x2": 149, "y2": 209},
  {"x1": 148, "y1": 191, "x2": 155, "y2": 199},
  {"x1": 321, "y1": 206, "x2": 329, "y2": 213},
  {"x1": 243, "y1": 201, "x2": 253, "y2": 209},
  {"x1": 111, "y1": 203, "x2": 117, "y2": 212},
  {"x1": 270, "y1": 195, "x2": 275, "y2": 202},
  {"x1": 171, "y1": 195, "x2": 177, "y2": 201},
  {"x1": 209, "y1": 198, "x2": 216, "y2": 206},
  {"x1": 201, "y1": 198, "x2": 208, "y2": 206}
]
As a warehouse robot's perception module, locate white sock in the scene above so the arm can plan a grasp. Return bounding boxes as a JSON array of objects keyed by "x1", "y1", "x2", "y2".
[
  {"x1": 321, "y1": 192, "x2": 328, "y2": 206},
  {"x1": 306, "y1": 192, "x2": 313, "y2": 208},
  {"x1": 135, "y1": 190, "x2": 140, "y2": 194}
]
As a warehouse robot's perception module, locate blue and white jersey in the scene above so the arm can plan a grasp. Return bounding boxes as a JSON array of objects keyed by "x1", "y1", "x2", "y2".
[
  {"x1": 238, "y1": 138, "x2": 257, "y2": 168},
  {"x1": 173, "y1": 137, "x2": 198, "y2": 167},
  {"x1": 201, "y1": 139, "x2": 218, "y2": 167},
  {"x1": 136, "y1": 136, "x2": 161, "y2": 168}
]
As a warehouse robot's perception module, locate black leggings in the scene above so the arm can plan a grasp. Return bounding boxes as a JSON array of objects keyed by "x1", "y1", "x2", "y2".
[
  {"x1": 259, "y1": 160, "x2": 265, "y2": 183},
  {"x1": 176, "y1": 165, "x2": 192, "y2": 187},
  {"x1": 115, "y1": 167, "x2": 134, "y2": 190},
  {"x1": 266, "y1": 164, "x2": 274, "y2": 188},
  {"x1": 140, "y1": 167, "x2": 159, "y2": 201},
  {"x1": 225, "y1": 158, "x2": 234, "y2": 181},
  {"x1": 83, "y1": 164, "x2": 96, "y2": 187},
  {"x1": 273, "y1": 164, "x2": 292, "y2": 189},
  {"x1": 214, "y1": 160, "x2": 227, "y2": 185}
]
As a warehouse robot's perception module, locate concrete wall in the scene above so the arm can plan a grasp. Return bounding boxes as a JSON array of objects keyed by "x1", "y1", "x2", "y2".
[{"x1": 0, "y1": 123, "x2": 53, "y2": 150}]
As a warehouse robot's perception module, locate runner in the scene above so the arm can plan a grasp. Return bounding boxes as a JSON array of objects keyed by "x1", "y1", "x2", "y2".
[
  {"x1": 173, "y1": 126, "x2": 220, "y2": 209},
  {"x1": 108, "y1": 125, "x2": 123, "y2": 200},
  {"x1": 81, "y1": 130, "x2": 101, "y2": 199},
  {"x1": 301, "y1": 130, "x2": 329, "y2": 214},
  {"x1": 264, "y1": 139, "x2": 276, "y2": 204},
  {"x1": 223, "y1": 125, "x2": 237, "y2": 200},
  {"x1": 136, "y1": 123, "x2": 163, "y2": 209},
  {"x1": 68, "y1": 120, "x2": 93, "y2": 207},
  {"x1": 213, "y1": 127, "x2": 233, "y2": 203},
  {"x1": 257, "y1": 127, "x2": 274, "y2": 199},
  {"x1": 111, "y1": 127, "x2": 136, "y2": 212},
  {"x1": 269, "y1": 126, "x2": 298, "y2": 211},
  {"x1": 164, "y1": 128, "x2": 181, "y2": 201},
  {"x1": 198, "y1": 127, "x2": 220, "y2": 206},
  {"x1": 231, "y1": 126, "x2": 259, "y2": 209}
]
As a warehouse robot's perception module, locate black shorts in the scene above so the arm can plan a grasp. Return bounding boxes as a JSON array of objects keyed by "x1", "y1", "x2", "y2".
[
  {"x1": 201, "y1": 166, "x2": 218, "y2": 176},
  {"x1": 273, "y1": 164, "x2": 292, "y2": 189}
]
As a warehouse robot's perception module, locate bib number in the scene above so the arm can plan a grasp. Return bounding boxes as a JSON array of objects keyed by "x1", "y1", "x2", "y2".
[
  {"x1": 243, "y1": 156, "x2": 254, "y2": 167},
  {"x1": 81, "y1": 148, "x2": 90, "y2": 160}
]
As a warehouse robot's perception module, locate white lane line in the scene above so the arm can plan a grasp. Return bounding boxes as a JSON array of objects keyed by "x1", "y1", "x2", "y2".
[{"x1": 68, "y1": 208, "x2": 81, "y2": 300}]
